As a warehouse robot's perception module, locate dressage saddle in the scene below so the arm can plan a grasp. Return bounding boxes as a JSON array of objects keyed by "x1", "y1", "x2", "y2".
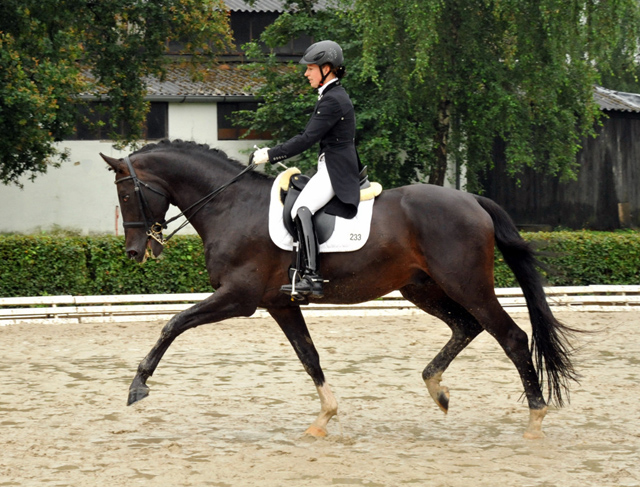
[{"x1": 280, "y1": 167, "x2": 374, "y2": 244}]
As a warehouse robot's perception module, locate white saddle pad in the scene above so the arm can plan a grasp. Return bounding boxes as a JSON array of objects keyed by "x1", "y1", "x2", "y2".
[{"x1": 268, "y1": 170, "x2": 375, "y2": 253}]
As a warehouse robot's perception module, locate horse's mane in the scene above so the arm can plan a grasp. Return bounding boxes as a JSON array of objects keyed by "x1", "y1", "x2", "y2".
[{"x1": 132, "y1": 139, "x2": 272, "y2": 181}]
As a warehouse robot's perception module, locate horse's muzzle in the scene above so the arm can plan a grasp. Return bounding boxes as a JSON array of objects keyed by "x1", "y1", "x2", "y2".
[
  {"x1": 127, "y1": 237, "x2": 163, "y2": 263},
  {"x1": 126, "y1": 247, "x2": 146, "y2": 263}
]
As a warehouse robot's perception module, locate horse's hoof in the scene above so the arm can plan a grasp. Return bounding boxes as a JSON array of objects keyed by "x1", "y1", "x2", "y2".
[
  {"x1": 436, "y1": 388, "x2": 450, "y2": 414},
  {"x1": 304, "y1": 425, "x2": 327, "y2": 438},
  {"x1": 425, "y1": 376, "x2": 450, "y2": 414},
  {"x1": 523, "y1": 406, "x2": 547, "y2": 439},
  {"x1": 523, "y1": 429, "x2": 546, "y2": 440},
  {"x1": 127, "y1": 384, "x2": 150, "y2": 406}
]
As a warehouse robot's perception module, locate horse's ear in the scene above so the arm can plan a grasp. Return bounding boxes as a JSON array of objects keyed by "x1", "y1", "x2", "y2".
[{"x1": 100, "y1": 153, "x2": 124, "y2": 173}]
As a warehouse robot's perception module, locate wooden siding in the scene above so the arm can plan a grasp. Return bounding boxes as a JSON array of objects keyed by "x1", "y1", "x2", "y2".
[{"x1": 480, "y1": 111, "x2": 640, "y2": 230}]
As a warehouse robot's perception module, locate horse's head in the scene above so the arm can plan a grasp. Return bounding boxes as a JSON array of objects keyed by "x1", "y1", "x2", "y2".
[{"x1": 101, "y1": 153, "x2": 170, "y2": 262}]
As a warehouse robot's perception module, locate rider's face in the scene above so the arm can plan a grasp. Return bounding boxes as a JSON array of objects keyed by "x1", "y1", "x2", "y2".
[{"x1": 304, "y1": 64, "x2": 330, "y2": 89}]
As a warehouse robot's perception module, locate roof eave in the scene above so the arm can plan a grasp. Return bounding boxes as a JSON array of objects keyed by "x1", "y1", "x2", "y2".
[{"x1": 76, "y1": 94, "x2": 259, "y2": 103}]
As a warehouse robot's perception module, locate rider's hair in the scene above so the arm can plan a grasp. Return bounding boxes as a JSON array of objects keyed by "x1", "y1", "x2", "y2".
[
  {"x1": 323, "y1": 64, "x2": 346, "y2": 80},
  {"x1": 334, "y1": 65, "x2": 346, "y2": 79}
]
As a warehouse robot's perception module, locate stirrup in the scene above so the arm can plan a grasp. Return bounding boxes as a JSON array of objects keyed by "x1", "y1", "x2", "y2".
[{"x1": 280, "y1": 273, "x2": 324, "y2": 298}]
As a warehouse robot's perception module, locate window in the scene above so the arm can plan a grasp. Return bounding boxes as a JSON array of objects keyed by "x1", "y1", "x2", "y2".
[
  {"x1": 145, "y1": 103, "x2": 168, "y2": 139},
  {"x1": 67, "y1": 102, "x2": 168, "y2": 140},
  {"x1": 230, "y1": 12, "x2": 279, "y2": 54},
  {"x1": 217, "y1": 101, "x2": 271, "y2": 140},
  {"x1": 229, "y1": 12, "x2": 311, "y2": 56}
]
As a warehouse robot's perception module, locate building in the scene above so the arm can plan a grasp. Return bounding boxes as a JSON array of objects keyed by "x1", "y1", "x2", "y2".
[
  {"x1": 0, "y1": 1, "x2": 318, "y2": 235},
  {"x1": 481, "y1": 86, "x2": 640, "y2": 230}
]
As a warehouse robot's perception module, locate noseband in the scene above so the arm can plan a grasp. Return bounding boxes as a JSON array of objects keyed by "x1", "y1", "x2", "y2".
[
  {"x1": 116, "y1": 155, "x2": 169, "y2": 245},
  {"x1": 116, "y1": 155, "x2": 256, "y2": 245}
]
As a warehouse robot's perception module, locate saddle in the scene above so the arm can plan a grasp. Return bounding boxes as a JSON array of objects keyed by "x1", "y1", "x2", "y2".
[{"x1": 279, "y1": 167, "x2": 382, "y2": 244}]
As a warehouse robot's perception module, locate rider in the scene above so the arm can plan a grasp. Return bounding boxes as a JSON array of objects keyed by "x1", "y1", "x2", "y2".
[{"x1": 253, "y1": 40, "x2": 361, "y2": 298}]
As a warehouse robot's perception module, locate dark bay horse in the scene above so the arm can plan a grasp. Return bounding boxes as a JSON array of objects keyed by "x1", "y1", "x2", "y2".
[{"x1": 101, "y1": 139, "x2": 576, "y2": 439}]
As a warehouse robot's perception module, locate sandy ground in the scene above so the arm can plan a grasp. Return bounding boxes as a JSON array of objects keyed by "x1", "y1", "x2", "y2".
[{"x1": 0, "y1": 310, "x2": 639, "y2": 487}]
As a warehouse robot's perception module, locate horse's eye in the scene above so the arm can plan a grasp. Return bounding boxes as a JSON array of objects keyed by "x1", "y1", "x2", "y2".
[{"x1": 121, "y1": 194, "x2": 130, "y2": 203}]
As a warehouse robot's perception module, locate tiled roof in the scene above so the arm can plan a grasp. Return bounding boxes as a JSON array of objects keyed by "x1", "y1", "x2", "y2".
[
  {"x1": 79, "y1": 63, "x2": 295, "y2": 100},
  {"x1": 594, "y1": 86, "x2": 640, "y2": 113},
  {"x1": 84, "y1": 68, "x2": 640, "y2": 108},
  {"x1": 145, "y1": 63, "x2": 259, "y2": 98}
]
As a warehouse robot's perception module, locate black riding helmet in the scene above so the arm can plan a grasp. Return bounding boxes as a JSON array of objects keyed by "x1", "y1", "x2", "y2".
[
  {"x1": 299, "y1": 40, "x2": 344, "y2": 87},
  {"x1": 299, "y1": 40, "x2": 344, "y2": 67}
]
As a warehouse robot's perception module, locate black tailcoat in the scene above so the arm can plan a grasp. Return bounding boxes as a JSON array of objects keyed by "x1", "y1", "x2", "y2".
[{"x1": 268, "y1": 81, "x2": 361, "y2": 219}]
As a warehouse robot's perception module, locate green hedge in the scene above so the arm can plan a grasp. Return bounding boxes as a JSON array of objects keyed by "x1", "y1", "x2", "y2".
[
  {"x1": 0, "y1": 235, "x2": 210, "y2": 297},
  {"x1": 0, "y1": 235, "x2": 89, "y2": 297},
  {"x1": 1, "y1": 231, "x2": 639, "y2": 297},
  {"x1": 494, "y1": 230, "x2": 640, "y2": 287},
  {"x1": 85, "y1": 236, "x2": 210, "y2": 295}
]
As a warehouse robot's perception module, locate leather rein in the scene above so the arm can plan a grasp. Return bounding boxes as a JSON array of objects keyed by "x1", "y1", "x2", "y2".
[{"x1": 116, "y1": 155, "x2": 256, "y2": 245}]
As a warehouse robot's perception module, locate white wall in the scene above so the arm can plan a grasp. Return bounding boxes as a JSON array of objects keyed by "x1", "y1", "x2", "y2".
[
  {"x1": 0, "y1": 102, "x2": 262, "y2": 235},
  {"x1": 0, "y1": 101, "x2": 465, "y2": 235}
]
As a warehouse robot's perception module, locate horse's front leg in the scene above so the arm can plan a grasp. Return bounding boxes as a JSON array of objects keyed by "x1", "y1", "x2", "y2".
[
  {"x1": 268, "y1": 306, "x2": 338, "y2": 437},
  {"x1": 128, "y1": 287, "x2": 258, "y2": 406}
]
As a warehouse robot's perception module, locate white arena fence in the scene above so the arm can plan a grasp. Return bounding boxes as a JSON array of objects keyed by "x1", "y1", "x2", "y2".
[{"x1": 1, "y1": 285, "x2": 640, "y2": 325}]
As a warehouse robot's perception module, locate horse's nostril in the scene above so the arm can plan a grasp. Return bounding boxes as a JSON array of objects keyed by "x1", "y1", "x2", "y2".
[{"x1": 127, "y1": 249, "x2": 138, "y2": 258}]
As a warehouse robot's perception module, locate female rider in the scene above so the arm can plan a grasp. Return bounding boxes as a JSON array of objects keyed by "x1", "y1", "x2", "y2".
[{"x1": 253, "y1": 40, "x2": 361, "y2": 298}]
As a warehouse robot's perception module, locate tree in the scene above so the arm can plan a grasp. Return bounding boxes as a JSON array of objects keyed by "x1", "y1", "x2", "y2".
[
  {"x1": 237, "y1": 2, "x2": 419, "y2": 189},
  {"x1": 596, "y1": 9, "x2": 640, "y2": 93},
  {"x1": 240, "y1": 0, "x2": 640, "y2": 191},
  {"x1": 356, "y1": 0, "x2": 640, "y2": 190},
  {"x1": 0, "y1": 0, "x2": 232, "y2": 185}
]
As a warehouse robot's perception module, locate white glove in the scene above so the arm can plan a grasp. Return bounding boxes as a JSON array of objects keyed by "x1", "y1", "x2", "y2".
[{"x1": 252, "y1": 147, "x2": 270, "y2": 165}]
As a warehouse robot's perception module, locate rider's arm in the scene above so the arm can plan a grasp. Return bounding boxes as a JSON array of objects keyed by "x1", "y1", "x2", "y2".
[{"x1": 267, "y1": 96, "x2": 344, "y2": 164}]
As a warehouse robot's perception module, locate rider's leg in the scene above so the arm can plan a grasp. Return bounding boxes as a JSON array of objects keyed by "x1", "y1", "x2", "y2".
[
  {"x1": 281, "y1": 206, "x2": 324, "y2": 297},
  {"x1": 282, "y1": 155, "x2": 334, "y2": 298},
  {"x1": 290, "y1": 155, "x2": 335, "y2": 218}
]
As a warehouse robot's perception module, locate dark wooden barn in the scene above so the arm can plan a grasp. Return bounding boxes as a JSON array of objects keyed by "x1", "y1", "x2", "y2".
[{"x1": 480, "y1": 86, "x2": 640, "y2": 230}]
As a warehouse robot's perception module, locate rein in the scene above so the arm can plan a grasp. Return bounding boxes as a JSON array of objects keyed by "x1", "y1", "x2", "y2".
[{"x1": 116, "y1": 155, "x2": 256, "y2": 245}]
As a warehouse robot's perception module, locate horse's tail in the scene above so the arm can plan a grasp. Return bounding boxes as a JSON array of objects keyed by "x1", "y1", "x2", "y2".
[{"x1": 474, "y1": 195, "x2": 578, "y2": 407}]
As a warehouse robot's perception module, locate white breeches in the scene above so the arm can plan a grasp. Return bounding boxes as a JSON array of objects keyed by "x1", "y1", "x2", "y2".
[{"x1": 291, "y1": 155, "x2": 336, "y2": 219}]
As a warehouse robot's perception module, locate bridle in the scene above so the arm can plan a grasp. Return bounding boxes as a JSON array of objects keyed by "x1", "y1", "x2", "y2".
[{"x1": 116, "y1": 155, "x2": 256, "y2": 245}]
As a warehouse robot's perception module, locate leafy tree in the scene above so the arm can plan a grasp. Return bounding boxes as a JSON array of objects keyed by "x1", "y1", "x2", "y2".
[
  {"x1": 237, "y1": 3, "x2": 418, "y2": 189},
  {"x1": 356, "y1": 0, "x2": 640, "y2": 189},
  {"x1": 239, "y1": 0, "x2": 640, "y2": 191},
  {"x1": 0, "y1": 0, "x2": 232, "y2": 186},
  {"x1": 596, "y1": 10, "x2": 640, "y2": 92}
]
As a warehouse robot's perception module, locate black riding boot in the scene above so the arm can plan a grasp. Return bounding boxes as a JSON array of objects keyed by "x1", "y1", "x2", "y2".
[{"x1": 280, "y1": 207, "x2": 324, "y2": 298}]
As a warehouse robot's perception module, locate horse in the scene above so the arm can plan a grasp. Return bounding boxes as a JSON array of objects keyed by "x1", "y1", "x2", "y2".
[{"x1": 100, "y1": 139, "x2": 577, "y2": 439}]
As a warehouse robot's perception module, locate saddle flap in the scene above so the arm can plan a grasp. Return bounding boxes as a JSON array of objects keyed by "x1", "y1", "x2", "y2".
[
  {"x1": 282, "y1": 181, "x2": 335, "y2": 244},
  {"x1": 279, "y1": 165, "x2": 382, "y2": 245},
  {"x1": 269, "y1": 170, "x2": 376, "y2": 254}
]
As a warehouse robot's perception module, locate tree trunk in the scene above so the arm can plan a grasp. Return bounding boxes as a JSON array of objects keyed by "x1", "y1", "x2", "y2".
[{"x1": 430, "y1": 99, "x2": 451, "y2": 186}]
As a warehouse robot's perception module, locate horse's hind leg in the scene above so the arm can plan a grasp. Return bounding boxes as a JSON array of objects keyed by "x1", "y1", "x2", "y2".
[
  {"x1": 401, "y1": 281, "x2": 483, "y2": 414},
  {"x1": 437, "y1": 283, "x2": 549, "y2": 438},
  {"x1": 474, "y1": 302, "x2": 549, "y2": 438},
  {"x1": 268, "y1": 306, "x2": 338, "y2": 437}
]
